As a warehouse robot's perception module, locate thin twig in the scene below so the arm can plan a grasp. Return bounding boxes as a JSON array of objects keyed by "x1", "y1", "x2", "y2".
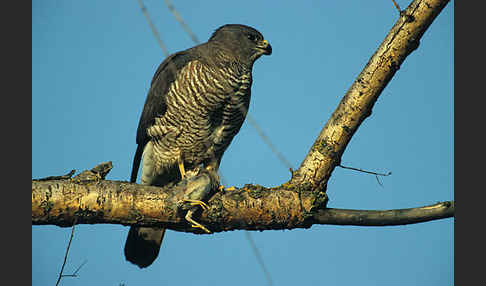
[
  {"x1": 55, "y1": 219, "x2": 77, "y2": 286},
  {"x1": 392, "y1": 0, "x2": 402, "y2": 13},
  {"x1": 339, "y1": 164, "x2": 391, "y2": 188},
  {"x1": 338, "y1": 164, "x2": 392, "y2": 177},
  {"x1": 375, "y1": 175, "x2": 384, "y2": 188},
  {"x1": 62, "y1": 259, "x2": 88, "y2": 277}
]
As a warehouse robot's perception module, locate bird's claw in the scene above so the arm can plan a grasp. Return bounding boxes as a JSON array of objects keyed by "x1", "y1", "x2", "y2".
[
  {"x1": 185, "y1": 209, "x2": 211, "y2": 234},
  {"x1": 183, "y1": 199, "x2": 209, "y2": 211},
  {"x1": 218, "y1": 185, "x2": 236, "y2": 191},
  {"x1": 190, "y1": 223, "x2": 211, "y2": 234}
]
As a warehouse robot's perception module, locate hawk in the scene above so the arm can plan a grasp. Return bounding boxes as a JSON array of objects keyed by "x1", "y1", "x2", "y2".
[{"x1": 124, "y1": 24, "x2": 272, "y2": 268}]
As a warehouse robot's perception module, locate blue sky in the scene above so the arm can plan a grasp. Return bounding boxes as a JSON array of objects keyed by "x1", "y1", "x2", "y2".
[{"x1": 32, "y1": 1, "x2": 454, "y2": 285}]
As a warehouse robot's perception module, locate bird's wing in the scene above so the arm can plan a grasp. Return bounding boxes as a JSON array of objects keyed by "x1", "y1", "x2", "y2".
[{"x1": 130, "y1": 50, "x2": 196, "y2": 183}]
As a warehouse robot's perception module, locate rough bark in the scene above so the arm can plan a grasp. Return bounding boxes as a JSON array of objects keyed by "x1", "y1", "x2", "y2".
[
  {"x1": 32, "y1": 176, "x2": 453, "y2": 232},
  {"x1": 31, "y1": 173, "x2": 328, "y2": 232},
  {"x1": 32, "y1": 0, "x2": 454, "y2": 232}
]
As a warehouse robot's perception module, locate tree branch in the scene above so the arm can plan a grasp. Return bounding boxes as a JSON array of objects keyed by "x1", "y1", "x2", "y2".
[
  {"x1": 31, "y1": 0, "x2": 454, "y2": 232},
  {"x1": 312, "y1": 201, "x2": 454, "y2": 226},
  {"x1": 32, "y1": 176, "x2": 328, "y2": 232},
  {"x1": 290, "y1": 0, "x2": 451, "y2": 191},
  {"x1": 32, "y1": 176, "x2": 453, "y2": 231}
]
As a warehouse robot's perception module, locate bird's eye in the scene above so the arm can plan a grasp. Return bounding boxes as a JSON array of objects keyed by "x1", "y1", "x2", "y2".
[{"x1": 247, "y1": 34, "x2": 257, "y2": 42}]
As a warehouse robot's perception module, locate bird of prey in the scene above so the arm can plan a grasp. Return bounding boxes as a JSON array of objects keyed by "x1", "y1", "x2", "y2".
[{"x1": 124, "y1": 24, "x2": 272, "y2": 268}]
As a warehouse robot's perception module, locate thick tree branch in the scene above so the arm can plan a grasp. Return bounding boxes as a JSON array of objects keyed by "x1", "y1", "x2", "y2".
[
  {"x1": 290, "y1": 0, "x2": 451, "y2": 190},
  {"x1": 32, "y1": 176, "x2": 453, "y2": 232},
  {"x1": 31, "y1": 175, "x2": 327, "y2": 232}
]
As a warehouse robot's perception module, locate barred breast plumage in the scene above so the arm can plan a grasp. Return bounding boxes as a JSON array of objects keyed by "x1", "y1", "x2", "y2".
[{"x1": 147, "y1": 60, "x2": 252, "y2": 175}]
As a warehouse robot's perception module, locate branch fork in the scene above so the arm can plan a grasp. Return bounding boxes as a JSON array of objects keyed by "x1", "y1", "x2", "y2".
[{"x1": 32, "y1": 0, "x2": 453, "y2": 232}]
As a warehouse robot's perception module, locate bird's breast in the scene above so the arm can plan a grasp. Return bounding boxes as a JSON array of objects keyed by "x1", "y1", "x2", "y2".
[{"x1": 150, "y1": 60, "x2": 253, "y2": 168}]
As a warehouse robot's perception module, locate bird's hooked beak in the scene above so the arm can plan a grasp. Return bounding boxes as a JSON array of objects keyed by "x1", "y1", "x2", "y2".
[{"x1": 256, "y1": 39, "x2": 272, "y2": 55}]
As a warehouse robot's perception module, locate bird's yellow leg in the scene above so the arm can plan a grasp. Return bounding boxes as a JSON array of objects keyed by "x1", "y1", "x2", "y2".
[
  {"x1": 177, "y1": 155, "x2": 186, "y2": 180},
  {"x1": 183, "y1": 199, "x2": 209, "y2": 211},
  {"x1": 185, "y1": 209, "x2": 211, "y2": 233}
]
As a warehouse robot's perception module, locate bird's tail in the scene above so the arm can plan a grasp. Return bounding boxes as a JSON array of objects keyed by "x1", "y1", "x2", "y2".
[{"x1": 124, "y1": 226, "x2": 166, "y2": 268}]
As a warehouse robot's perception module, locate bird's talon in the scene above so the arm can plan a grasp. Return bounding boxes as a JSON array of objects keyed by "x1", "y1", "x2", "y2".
[
  {"x1": 218, "y1": 185, "x2": 236, "y2": 191},
  {"x1": 183, "y1": 199, "x2": 209, "y2": 211},
  {"x1": 191, "y1": 223, "x2": 211, "y2": 234},
  {"x1": 185, "y1": 210, "x2": 211, "y2": 233}
]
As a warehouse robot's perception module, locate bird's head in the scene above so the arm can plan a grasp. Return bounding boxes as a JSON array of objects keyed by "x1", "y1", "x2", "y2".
[{"x1": 208, "y1": 24, "x2": 272, "y2": 65}]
